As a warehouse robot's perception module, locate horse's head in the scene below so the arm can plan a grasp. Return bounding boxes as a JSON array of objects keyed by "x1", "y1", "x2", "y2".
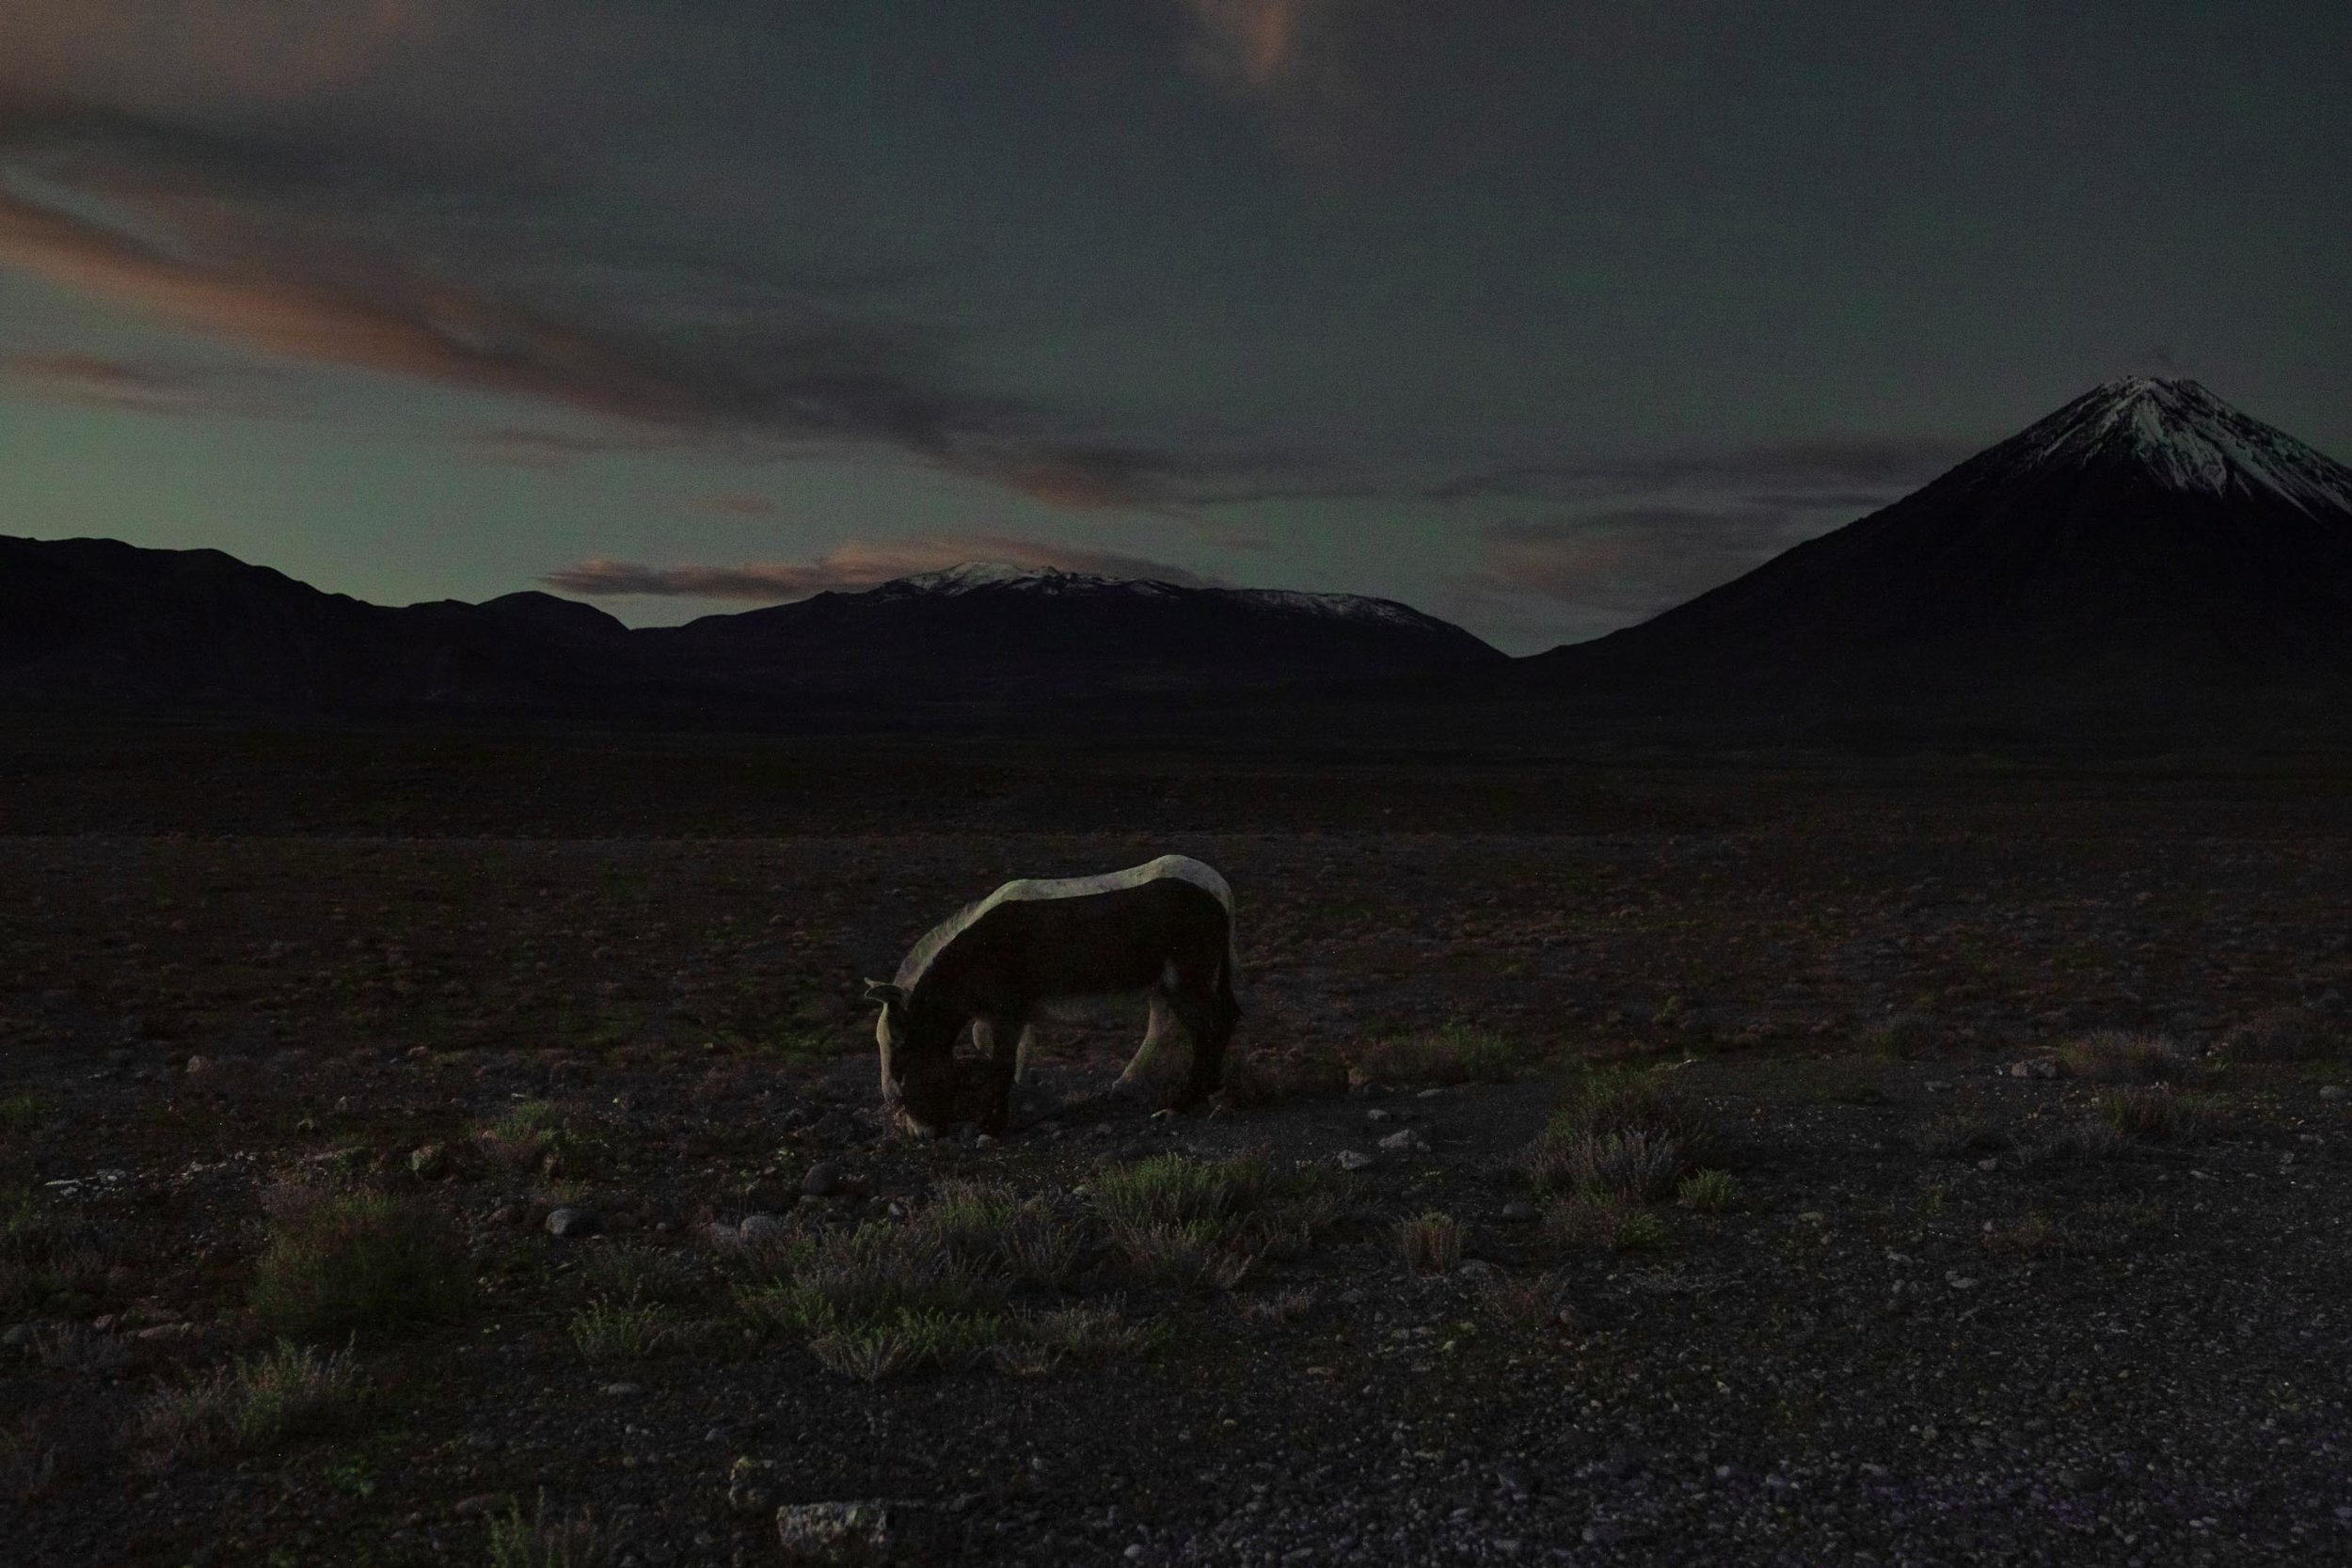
[{"x1": 865, "y1": 979, "x2": 956, "y2": 1137}]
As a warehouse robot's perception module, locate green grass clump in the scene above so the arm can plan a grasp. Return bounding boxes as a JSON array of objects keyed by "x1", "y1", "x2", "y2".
[
  {"x1": 737, "y1": 1221, "x2": 996, "y2": 1337},
  {"x1": 2095, "y1": 1086, "x2": 2218, "y2": 1144},
  {"x1": 137, "y1": 1342, "x2": 367, "y2": 1462},
  {"x1": 804, "y1": 1307, "x2": 1006, "y2": 1382},
  {"x1": 921, "y1": 1182, "x2": 1081, "y2": 1288},
  {"x1": 248, "y1": 1188, "x2": 473, "y2": 1339},
  {"x1": 1523, "y1": 1070, "x2": 1711, "y2": 1198},
  {"x1": 487, "y1": 1492, "x2": 612, "y2": 1568},
  {"x1": 0, "y1": 1094, "x2": 50, "y2": 1133},
  {"x1": 1544, "y1": 1194, "x2": 1668, "y2": 1253},
  {"x1": 1480, "y1": 1271, "x2": 1577, "y2": 1331},
  {"x1": 1091, "y1": 1152, "x2": 1336, "y2": 1288},
  {"x1": 1676, "y1": 1169, "x2": 1740, "y2": 1212},
  {"x1": 1348, "y1": 1022, "x2": 1523, "y2": 1086},
  {"x1": 477, "y1": 1101, "x2": 590, "y2": 1176},
  {"x1": 1394, "y1": 1212, "x2": 1463, "y2": 1275},
  {"x1": 568, "y1": 1299, "x2": 675, "y2": 1360}
]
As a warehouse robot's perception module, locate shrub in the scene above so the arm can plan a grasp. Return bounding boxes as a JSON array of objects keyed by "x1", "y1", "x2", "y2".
[
  {"x1": 1216, "y1": 1053, "x2": 1350, "y2": 1110},
  {"x1": 1858, "y1": 1012, "x2": 1937, "y2": 1060},
  {"x1": 738, "y1": 1222, "x2": 996, "y2": 1336},
  {"x1": 1524, "y1": 1072, "x2": 1711, "y2": 1198},
  {"x1": 477, "y1": 1101, "x2": 586, "y2": 1176},
  {"x1": 1003, "y1": 1304, "x2": 1164, "y2": 1369},
  {"x1": 1677, "y1": 1169, "x2": 1740, "y2": 1212},
  {"x1": 569, "y1": 1299, "x2": 675, "y2": 1360},
  {"x1": 486, "y1": 1492, "x2": 612, "y2": 1568},
  {"x1": 804, "y1": 1308, "x2": 1005, "y2": 1382},
  {"x1": 1348, "y1": 1022, "x2": 1522, "y2": 1086},
  {"x1": 920, "y1": 1183, "x2": 1080, "y2": 1289},
  {"x1": 1234, "y1": 1288, "x2": 1317, "y2": 1324},
  {"x1": 2057, "y1": 1031, "x2": 2193, "y2": 1084},
  {"x1": 1393, "y1": 1212, "x2": 1463, "y2": 1275},
  {"x1": 2095, "y1": 1086, "x2": 2217, "y2": 1144},
  {"x1": 1544, "y1": 1195, "x2": 1667, "y2": 1253},
  {"x1": 1480, "y1": 1271, "x2": 1577, "y2": 1330},
  {"x1": 136, "y1": 1342, "x2": 366, "y2": 1462},
  {"x1": 2218, "y1": 1006, "x2": 2339, "y2": 1064},
  {"x1": 248, "y1": 1187, "x2": 473, "y2": 1339}
]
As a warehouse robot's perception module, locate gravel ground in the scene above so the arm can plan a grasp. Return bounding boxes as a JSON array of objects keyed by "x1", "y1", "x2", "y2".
[{"x1": 5, "y1": 730, "x2": 2352, "y2": 1565}]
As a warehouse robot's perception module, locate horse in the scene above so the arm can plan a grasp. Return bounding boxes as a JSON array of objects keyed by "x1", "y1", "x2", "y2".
[{"x1": 865, "y1": 854, "x2": 1241, "y2": 1137}]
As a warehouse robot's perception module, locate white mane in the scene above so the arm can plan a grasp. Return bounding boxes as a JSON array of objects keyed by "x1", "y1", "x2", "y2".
[{"x1": 894, "y1": 854, "x2": 1233, "y2": 990}]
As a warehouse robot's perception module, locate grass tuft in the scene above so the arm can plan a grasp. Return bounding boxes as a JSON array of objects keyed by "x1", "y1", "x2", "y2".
[
  {"x1": 2095, "y1": 1086, "x2": 2218, "y2": 1144},
  {"x1": 1909, "y1": 1113, "x2": 2011, "y2": 1158},
  {"x1": 1348, "y1": 1022, "x2": 1523, "y2": 1086},
  {"x1": 568, "y1": 1298, "x2": 675, "y2": 1360},
  {"x1": 1676, "y1": 1169, "x2": 1740, "y2": 1212},
  {"x1": 249, "y1": 1186, "x2": 473, "y2": 1339},
  {"x1": 1523, "y1": 1069, "x2": 1713, "y2": 1199},
  {"x1": 136, "y1": 1341, "x2": 367, "y2": 1463},
  {"x1": 1393, "y1": 1212, "x2": 1463, "y2": 1275},
  {"x1": 2056, "y1": 1031, "x2": 2194, "y2": 1084},
  {"x1": 486, "y1": 1491, "x2": 612, "y2": 1568},
  {"x1": 1480, "y1": 1271, "x2": 1578, "y2": 1331},
  {"x1": 1543, "y1": 1194, "x2": 1668, "y2": 1253},
  {"x1": 2217, "y1": 1006, "x2": 2340, "y2": 1064}
]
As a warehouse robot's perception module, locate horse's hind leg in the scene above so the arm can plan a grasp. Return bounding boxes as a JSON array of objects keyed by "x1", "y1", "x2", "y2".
[
  {"x1": 1170, "y1": 956, "x2": 1240, "y2": 1110},
  {"x1": 1113, "y1": 991, "x2": 1179, "y2": 1096}
]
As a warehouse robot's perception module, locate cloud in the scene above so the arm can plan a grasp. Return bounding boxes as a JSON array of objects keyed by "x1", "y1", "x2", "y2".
[
  {"x1": 541, "y1": 537, "x2": 1221, "y2": 601},
  {"x1": 1182, "y1": 0, "x2": 1328, "y2": 90},
  {"x1": 686, "y1": 492, "x2": 782, "y2": 519},
  {"x1": 0, "y1": 132, "x2": 1223, "y2": 508},
  {"x1": 0, "y1": 348, "x2": 284, "y2": 416}
]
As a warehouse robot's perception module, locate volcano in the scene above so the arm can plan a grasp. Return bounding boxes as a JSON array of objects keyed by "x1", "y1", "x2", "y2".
[{"x1": 1515, "y1": 378, "x2": 2352, "y2": 722}]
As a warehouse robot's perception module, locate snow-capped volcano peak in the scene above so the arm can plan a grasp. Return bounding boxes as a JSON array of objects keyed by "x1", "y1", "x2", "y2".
[{"x1": 2000, "y1": 376, "x2": 2352, "y2": 515}]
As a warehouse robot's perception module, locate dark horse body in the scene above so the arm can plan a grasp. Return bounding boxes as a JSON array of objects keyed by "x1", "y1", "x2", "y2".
[{"x1": 866, "y1": 855, "x2": 1240, "y2": 1136}]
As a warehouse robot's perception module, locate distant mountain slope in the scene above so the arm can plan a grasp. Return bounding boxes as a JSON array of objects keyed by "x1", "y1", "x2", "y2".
[
  {"x1": 0, "y1": 535, "x2": 630, "y2": 711},
  {"x1": 0, "y1": 541, "x2": 1499, "y2": 715},
  {"x1": 643, "y1": 564, "x2": 1504, "y2": 699},
  {"x1": 1513, "y1": 378, "x2": 2352, "y2": 717}
]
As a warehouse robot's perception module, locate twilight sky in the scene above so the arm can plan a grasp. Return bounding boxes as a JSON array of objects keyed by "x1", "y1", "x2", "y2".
[{"x1": 1, "y1": 2, "x2": 2345, "y2": 652}]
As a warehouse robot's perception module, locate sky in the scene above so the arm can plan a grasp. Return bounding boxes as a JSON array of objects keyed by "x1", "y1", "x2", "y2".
[{"x1": 0, "y1": 2, "x2": 2345, "y2": 653}]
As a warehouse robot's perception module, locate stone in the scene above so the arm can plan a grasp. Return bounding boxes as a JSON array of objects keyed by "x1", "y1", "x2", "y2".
[
  {"x1": 1335, "y1": 1150, "x2": 1375, "y2": 1172},
  {"x1": 1377, "y1": 1129, "x2": 1427, "y2": 1153},
  {"x1": 135, "y1": 1322, "x2": 202, "y2": 1343},
  {"x1": 737, "y1": 1212, "x2": 791, "y2": 1244},
  {"x1": 183, "y1": 1055, "x2": 209, "y2": 1076},
  {"x1": 777, "y1": 1500, "x2": 897, "y2": 1558},
  {"x1": 1924, "y1": 1080, "x2": 1954, "y2": 1093},
  {"x1": 1499, "y1": 1201, "x2": 1538, "y2": 1224},
  {"x1": 1365, "y1": 1109, "x2": 1392, "y2": 1124},
  {"x1": 800, "y1": 1160, "x2": 842, "y2": 1197},
  {"x1": 1457, "y1": 1259, "x2": 1497, "y2": 1282},
  {"x1": 545, "y1": 1207, "x2": 601, "y2": 1239},
  {"x1": 2321, "y1": 1085, "x2": 2347, "y2": 1101},
  {"x1": 453, "y1": 1494, "x2": 508, "y2": 1520},
  {"x1": 600, "y1": 1382, "x2": 643, "y2": 1397},
  {"x1": 409, "y1": 1143, "x2": 450, "y2": 1180}
]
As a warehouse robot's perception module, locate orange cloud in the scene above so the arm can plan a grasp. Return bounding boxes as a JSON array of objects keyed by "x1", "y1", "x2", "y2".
[
  {"x1": 0, "y1": 183, "x2": 692, "y2": 420},
  {"x1": 542, "y1": 538, "x2": 1219, "y2": 601},
  {"x1": 1183, "y1": 0, "x2": 1319, "y2": 89}
]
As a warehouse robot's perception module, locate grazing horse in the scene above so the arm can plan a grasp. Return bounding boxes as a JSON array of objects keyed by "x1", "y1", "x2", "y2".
[{"x1": 866, "y1": 854, "x2": 1241, "y2": 1137}]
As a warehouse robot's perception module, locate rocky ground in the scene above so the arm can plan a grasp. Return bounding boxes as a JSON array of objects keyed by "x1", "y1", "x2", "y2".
[{"x1": 5, "y1": 726, "x2": 2352, "y2": 1566}]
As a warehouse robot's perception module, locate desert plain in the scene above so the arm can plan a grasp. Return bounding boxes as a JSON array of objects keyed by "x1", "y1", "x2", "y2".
[{"x1": 5, "y1": 722, "x2": 2352, "y2": 1566}]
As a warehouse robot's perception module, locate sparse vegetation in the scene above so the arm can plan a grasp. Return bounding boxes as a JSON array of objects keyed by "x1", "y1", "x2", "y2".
[
  {"x1": 1677, "y1": 1169, "x2": 1740, "y2": 1212},
  {"x1": 135, "y1": 1342, "x2": 367, "y2": 1462},
  {"x1": 1982, "y1": 1212, "x2": 2071, "y2": 1255},
  {"x1": 2095, "y1": 1085, "x2": 2218, "y2": 1144},
  {"x1": 2218, "y1": 1006, "x2": 2339, "y2": 1064},
  {"x1": 2057, "y1": 1031, "x2": 2194, "y2": 1084},
  {"x1": 248, "y1": 1186, "x2": 473, "y2": 1339},
  {"x1": 1544, "y1": 1194, "x2": 1669, "y2": 1253},
  {"x1": 1347, "y1": 1022, "x2": 1523, "y2": 1086},
  {"x1": 1524, "y1": 1070, "x2": 1712, "y2": 1197},
  {"x1": 568, "y1": 1298, "x2": 675, "y2": 1360},
  {"x1": 486, "y1": 1492, "x2": 612, "y2": 1568},
  {"x1": 1394, "y1": 1212, "x2": 1463, "y2": 1275},
  {"x1": 1480, "y1": 1271, "x2": 1577, "y2": 1331},
  {"x1": 1858, "y1": 1012, "x2": 1937, "y2": 1059}
]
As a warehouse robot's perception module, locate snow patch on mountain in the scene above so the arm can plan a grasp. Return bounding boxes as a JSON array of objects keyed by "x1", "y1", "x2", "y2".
[
  {"x1": 874, "y1": 562, "x2": 1437, "y2": 626},
  {"x1": 2006, "y1": 377, "x2": 2352, "y2": 516}
]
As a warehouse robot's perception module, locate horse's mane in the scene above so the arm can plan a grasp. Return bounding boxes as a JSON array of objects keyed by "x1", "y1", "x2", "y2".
[{"x1": 892, "y1": 855, "x2": 1232, "y2": 992}]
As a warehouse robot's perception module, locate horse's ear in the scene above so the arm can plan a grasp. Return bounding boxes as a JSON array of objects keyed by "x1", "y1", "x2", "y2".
[{"x1": 864, "y1": 979, "x2": 906, "y2": 1008}]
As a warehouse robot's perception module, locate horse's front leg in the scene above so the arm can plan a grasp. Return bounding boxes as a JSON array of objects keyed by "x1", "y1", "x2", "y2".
[
  {"x1": 1113, "y1": 993, "x2": 1178, "y2": 1097},
  {"x1": 971, "y1": 1016, "x2": 1025, "y2": 1130}
]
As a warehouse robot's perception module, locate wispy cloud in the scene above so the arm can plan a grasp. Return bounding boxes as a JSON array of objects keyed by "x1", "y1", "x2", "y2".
[
  {"x1": 1421, "y1": 435, "x2": 1979, "y2": 505},
  {"x1": 1, "y1": 348, "x2": 284, "y2": 416},
  {"x1": 542, "y1": 537, "x2": 1220, "y2": 602},
  {"x1": 0, "y1": 116, "x2": 1223, "y2": 509}
]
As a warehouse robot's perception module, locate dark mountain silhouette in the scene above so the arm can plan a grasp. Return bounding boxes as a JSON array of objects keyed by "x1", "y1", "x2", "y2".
[
  {"x1": 0, "y1": 542, "x2": 1499, "y2": 716},
  {"x1": 1510, "y1": 378, "x2": 2352, "y2": 721}
]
